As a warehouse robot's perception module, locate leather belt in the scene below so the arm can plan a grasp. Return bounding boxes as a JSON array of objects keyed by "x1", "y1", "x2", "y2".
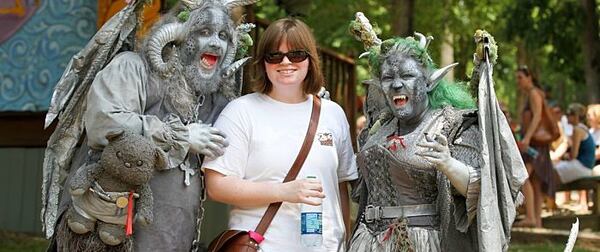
[{"x1": 363, "y1": 204, "x2": 438, "y2": 223}]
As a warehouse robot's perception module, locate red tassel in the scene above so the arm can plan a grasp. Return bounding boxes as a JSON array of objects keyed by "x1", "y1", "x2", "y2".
[
  {"x1": 125, "y1": 191, "x2": 134, "y2": 236},
  {"x1": 382, "y1": 226, "x2": 393, "y2": 242},
  {"x1": 398, "y1": 137, "x2": 406, "y2": 148}
]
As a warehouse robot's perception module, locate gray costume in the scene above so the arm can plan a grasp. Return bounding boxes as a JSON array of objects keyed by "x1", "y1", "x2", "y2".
[
  {"x1": 350, "y1": 108, "x2": 481, "y2": 251},
  {"x1": 348, "y1": 13, "x2": 527, "y2": 251},
  {"x1": 81, "y1": 52, "x2": 226, "y2": 250},
  {"x1": 41, "y1": 0, "x2": 258, "y2": 251}
]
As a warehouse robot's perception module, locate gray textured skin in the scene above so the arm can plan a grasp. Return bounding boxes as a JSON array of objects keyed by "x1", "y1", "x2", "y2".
[
  {"x1": 351, "y1": 18, "x2": 526, "y2": 251},
  {"x1": 350, "y1": 39, "x2": 479, "y2": 251},
  {"x1": 43, "y1": 1, "x2": 259, "y2": 251},
  {"x1": 379, "y1": 53, "x2": 431, "y2": 135}
]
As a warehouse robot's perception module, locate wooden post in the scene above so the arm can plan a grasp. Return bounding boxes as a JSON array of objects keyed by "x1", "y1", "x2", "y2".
[{"x1": 595, "y1": 182, "x2": 600, "y2": 214}]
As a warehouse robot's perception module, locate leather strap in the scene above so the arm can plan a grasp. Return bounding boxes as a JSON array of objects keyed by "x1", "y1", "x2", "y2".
[
  {"x1": 363, "y1": 203, "x2": 438, "y2": 223},
  {"x1": 254, "y1": 95, "x2": 321, "y2": 236}
]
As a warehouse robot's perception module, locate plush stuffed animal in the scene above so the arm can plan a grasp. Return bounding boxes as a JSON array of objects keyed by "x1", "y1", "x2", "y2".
[{"x1": 66, "y1": 130, "x2": 167, "y2": 246}]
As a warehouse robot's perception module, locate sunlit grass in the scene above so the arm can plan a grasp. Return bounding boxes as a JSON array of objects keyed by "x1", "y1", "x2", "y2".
[{"x1": 0, "y1": 230, "x2": 595, "y2": 252}]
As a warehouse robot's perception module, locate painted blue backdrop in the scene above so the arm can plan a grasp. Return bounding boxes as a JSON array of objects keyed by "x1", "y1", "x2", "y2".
[{"x1": 0, "y1": 0, "x2": 97, "y2": 111}]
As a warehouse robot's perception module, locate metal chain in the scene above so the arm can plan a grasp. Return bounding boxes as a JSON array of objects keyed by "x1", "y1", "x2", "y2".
[{"x1": 190, "y1": 155, "x2": 207, "y2": 252}]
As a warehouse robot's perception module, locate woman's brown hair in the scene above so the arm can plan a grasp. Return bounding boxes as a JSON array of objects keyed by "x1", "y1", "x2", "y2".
[
  {"x1": 517, "y1": 65, "x2": 540, "y2": 88},
  {"x1": 252, "y1": 18, "x2": 323, "y2": 95}
]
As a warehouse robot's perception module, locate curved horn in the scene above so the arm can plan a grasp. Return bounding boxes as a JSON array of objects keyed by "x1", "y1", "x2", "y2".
[
  {"x1": 224, "y1": 0, "x2": 259, "y2": 10},
  {"x1": 147, "y1": 23, "x2": 185, "y2": 76},
  {"x1": 359, "y1": 51, "x2": 371, "y2": 59},
  {"x1": 222, "y1": 57, "x2": 251, "y2": 78},
  {"x1": 181, "y1": 0, "x2": 202, "y2": 9},
  {"x1": 220, "y1": 33, "x2": 238, "y2": 74},
  {"x1": 425, "y1": 35, "x2": 434, "y2": 50},
  {"x1": 414, "y1": 32, "x2": 427, "y2": 49}
]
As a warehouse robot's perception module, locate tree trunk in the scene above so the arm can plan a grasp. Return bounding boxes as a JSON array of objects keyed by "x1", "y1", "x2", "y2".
[
  {"x1": 390, "y1": 0, "x2": 414, "y2": 37},
  {"x1": 440, "y1": 27, "x2": 454, "y2": 81},
  {"x1": 580, "y1": 0, "x2": 600, "y2": 103},
  {"x1": 515, "y1": 40, "x2": 528, "y2": 124}
]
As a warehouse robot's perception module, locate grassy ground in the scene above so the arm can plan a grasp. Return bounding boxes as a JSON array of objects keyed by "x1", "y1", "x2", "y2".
[
  {"x1": 510, "y1": 242, "x2": 594, "y2": 252},
  {"x1": 0, "y1": 230, "x2": 594, "y2": 252},
  {"x1": 0, "y1": 231, "x2": 48, "y2": 252}
]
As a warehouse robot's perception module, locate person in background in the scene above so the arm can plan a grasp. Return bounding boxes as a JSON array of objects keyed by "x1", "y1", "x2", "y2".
[
  {"x1": 514, "y1": 65, "x2": 556, "y2": 227},
  {"x1": 587, "y1": 104, "x2": 600, "y2": 175},
  {"x1": 550, "y1": 102, "x2": 570, "y2": 162},
  {"x1": 203, "y1": 17, "x2": 357, "y2": 251},
  {"x1": 356, "y1": 115, "x2": 367, "y2": 136},
  {"x1": 554, "y1": 104, "x2": 596, "y2": 209},
  {"x1": 555, "y1": 103, "x2": 596, "y2": 183}
]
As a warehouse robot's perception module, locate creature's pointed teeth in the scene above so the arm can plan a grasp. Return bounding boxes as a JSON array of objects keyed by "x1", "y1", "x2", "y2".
[
  {"x1": 201, "y1": 53, "x2": 219, "y2": 69},
  {"x1": 393, "y1": 95, "x2": 408, "y2": 107}
]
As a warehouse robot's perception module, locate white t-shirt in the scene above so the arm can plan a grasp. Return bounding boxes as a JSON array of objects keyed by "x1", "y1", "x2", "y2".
[
  {"x1": 561, "y1": 115, "x2": 573, "y2": 137},
  {"x1": 203, "y1": 93, "x2": 358, "y2": 252}
]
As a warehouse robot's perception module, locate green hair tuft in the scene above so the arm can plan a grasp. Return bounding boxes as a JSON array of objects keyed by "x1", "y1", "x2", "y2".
[
  {"x1": 429, "y1": 80, "x2": 476, "y2": 109},
  {"x1": 177, "y1": 10, "x2": 190, "y2": 22}
]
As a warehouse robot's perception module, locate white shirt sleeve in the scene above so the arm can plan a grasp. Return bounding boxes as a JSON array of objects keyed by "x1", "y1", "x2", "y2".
[
  {"x1": 334, "y1": 106, "x2": 358, "y2": 182},
  {"x1": 202, "y1": 104, "x2": 249, "y2": 177}
]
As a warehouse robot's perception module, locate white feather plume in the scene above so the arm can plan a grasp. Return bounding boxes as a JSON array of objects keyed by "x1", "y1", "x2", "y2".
[{"x1": 564, "y1": 218, "x2": 579, "y2": 252}]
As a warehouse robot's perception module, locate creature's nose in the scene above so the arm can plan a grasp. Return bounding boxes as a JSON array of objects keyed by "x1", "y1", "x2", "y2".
[
  {"x1": 391, "y1": 81, "x2": 404, "y2": 90},
  {"x1": 208, "y1": 36, "x2": 220, "y2": 48}
]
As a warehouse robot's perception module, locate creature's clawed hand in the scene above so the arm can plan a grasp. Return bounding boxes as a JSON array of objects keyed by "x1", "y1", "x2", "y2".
[
  {"x1": 416, "y1": 133, "x2": 452, "y2": 171},
  {"x1": 318, "y1": 87, "x2": 331, "y2": 100},
  {"x1": 186, "y1": 123, "x2": 229, "y2": 159}
]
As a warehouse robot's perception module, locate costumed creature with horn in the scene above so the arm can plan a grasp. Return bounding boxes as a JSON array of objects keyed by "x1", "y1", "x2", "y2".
[
  {"x1": 348, "y1": 13, "x2": 528, "y2": 251},
  {"x1": 41, "y1": 0, "x2": 257, "y2": 251}
]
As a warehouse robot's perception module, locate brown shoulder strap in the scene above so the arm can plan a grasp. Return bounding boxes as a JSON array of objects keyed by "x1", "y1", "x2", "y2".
[{"x1": 254, "y1": 95, "x2": 321, "y2": 236}]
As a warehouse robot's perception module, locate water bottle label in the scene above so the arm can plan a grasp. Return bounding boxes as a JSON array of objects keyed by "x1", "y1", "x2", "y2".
[{"x1": 301, "y1": 212, "x2": 322, "y2": 235}]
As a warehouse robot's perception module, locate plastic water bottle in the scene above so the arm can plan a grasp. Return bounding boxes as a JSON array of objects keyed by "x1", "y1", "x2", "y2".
[{"x1": 301, "y1": 176, "x2": 323, "y2": 248}]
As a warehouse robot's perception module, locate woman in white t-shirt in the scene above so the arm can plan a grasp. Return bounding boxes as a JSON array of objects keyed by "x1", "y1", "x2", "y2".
[{"x1": 203, "y1": 18, "x2": 358, "y2": 252}]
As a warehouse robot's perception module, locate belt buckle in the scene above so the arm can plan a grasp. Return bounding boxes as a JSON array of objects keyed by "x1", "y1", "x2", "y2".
[{"x1": 364, "y1": 205, "x2": 382, "y2": 223}]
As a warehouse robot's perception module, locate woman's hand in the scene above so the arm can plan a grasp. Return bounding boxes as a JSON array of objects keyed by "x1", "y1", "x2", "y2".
[
  {"x1": 520, "y1": 138, "x2": 531, "y2": 151},
  {"x1": 277, "y1": 178, "x2": 325, "y2": 206}
]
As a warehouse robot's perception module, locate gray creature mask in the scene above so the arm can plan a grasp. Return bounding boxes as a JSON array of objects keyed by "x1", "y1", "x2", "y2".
[
  {"x1": 180, "y1": 6, "x2": 235, "y2": 94},
  {"x1": 380, "y1": 52, "x2": 429, "y2": 124},
  {"x1": 144, "y1": 0, "x2": 257, "y2": 95}
]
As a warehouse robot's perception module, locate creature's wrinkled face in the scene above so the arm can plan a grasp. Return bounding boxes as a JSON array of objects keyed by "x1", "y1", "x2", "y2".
[
  {"x1": 181, "y1": 7, "x2": 234, "y2": 94},
  {"x1": 380, "y1": 52, "x2": 429, "y2": 121}
]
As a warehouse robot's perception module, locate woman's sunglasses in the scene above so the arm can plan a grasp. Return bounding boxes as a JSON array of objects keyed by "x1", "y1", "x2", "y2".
[{"x1": 264, "y1": 50, "x2": 309, "y2": 64}]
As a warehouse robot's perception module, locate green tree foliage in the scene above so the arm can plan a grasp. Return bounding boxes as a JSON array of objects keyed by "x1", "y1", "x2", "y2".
[{"x1": 252, "y1": 0, "x2": 598, "y2": 114}]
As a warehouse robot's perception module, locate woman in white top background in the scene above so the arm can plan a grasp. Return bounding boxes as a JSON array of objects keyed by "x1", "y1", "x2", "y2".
[{"x1": 203, "y1": 17, "x2": 357, "y2": 251}]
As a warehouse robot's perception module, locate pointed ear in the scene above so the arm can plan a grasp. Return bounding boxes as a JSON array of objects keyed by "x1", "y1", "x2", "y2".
[
  {"x1": 105, "y1": 129, "x2": 125, "y2": 142},
  {"x1": 154, "y1": 148, "x2": 169, "y2": 171},
  {"x1": 428, "y1": 63, "x2": 458, "y2": 92}
]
